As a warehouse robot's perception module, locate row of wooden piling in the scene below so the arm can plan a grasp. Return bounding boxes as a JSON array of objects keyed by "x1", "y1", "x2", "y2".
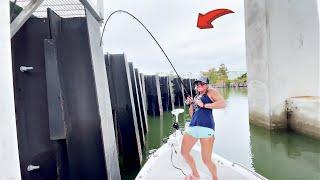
[
  {"x1": 104, "y1": 53, "x2": 197, "y2": 173},
  {"x1": 10, "y1": 7, "x2": 196, "y2": 177}
]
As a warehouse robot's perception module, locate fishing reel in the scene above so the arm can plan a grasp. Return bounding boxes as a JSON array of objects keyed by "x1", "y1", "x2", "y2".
[
  {"x1": 185, "y1": 99, "x2": 192, "y2": 106},
  {"x1": 185, "y1": 97, "x2": 194, "y2": 106},
  {"x1": 185, "y1": 94, "x2": 202, "y2": 106}
]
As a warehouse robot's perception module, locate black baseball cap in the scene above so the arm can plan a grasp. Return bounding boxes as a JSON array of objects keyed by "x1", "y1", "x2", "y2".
[{"x1": 193, "y1": 76, "x2": 209, "y2": 84}]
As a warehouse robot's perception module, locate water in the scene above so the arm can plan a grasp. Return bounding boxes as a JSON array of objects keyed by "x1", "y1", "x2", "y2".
[{"x1": 124, "y1": 88, "x2": 320, "y2": 180}]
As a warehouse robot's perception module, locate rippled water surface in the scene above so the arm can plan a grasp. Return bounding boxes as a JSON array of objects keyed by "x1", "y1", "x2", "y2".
[{"x1": 123, "y1": 88, "x2": 320, "y2": 180}]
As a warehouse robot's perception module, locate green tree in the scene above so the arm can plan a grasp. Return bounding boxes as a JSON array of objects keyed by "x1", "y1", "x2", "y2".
[
  {"x1": 201, "y1": 64, "x2": 230, "y2": 85},
  {"x1": 236, "y1": 72, "x2": 247, "y2": 83},
  {"x1": 201, "y1": 64, "x2": 248, "y2": 88},
  {"x1": 217, "y1": 64, "x2": 229, "y2": 82},
  {"x1": 201, "y1": 67, "x2": 218, "y2": 84}
]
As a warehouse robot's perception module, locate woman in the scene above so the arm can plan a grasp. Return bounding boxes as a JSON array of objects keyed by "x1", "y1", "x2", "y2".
[{"x1": 181, "y1": 76, "x2": 226, "y2": 180}]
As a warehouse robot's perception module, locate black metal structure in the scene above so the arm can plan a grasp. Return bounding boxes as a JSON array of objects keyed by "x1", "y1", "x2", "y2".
[
  {"x1": 11, "y1": 8, "x2": 120, "y2": 180},
  {"x1": 134, "y1": 69, "x2": 149, "y2": 132},
  {"x1": 172, "y1": 78, "x2": 184, "y2": 107},
  {"x1": 159, "y1": 76, "x2": 170, "y2": 111},
  {"x1": 129, "y1": 62, "x2": 145, "y2": 147},
  {"x1": 12, "y1": 17, "x2": 58, "y2": 180},
  {"x1": 145, "y1": 75, "x2": 163, "y2": 116},
  {"x1": 105, "y1": 54, "x2": 142, "y2": 172}
]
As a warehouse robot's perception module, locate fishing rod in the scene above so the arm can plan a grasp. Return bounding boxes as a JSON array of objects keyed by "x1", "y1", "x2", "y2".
[
  {"x1": 99, "y1": 10, "x2": 191, "y2": 98},
  {"x1": 100, "y1": 11, "x2": 191, "y2": 177}
]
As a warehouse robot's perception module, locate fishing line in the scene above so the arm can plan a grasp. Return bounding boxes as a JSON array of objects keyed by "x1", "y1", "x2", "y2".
[
  {"x1": 171, "y1": 144, "x2": 187, "y2": 177},
  {"x1": 100, "y1": 10, "x2": 190, "y2": 97},
  {"x1": 100, "y1": 10, "x2": 190, "y2": 177}
]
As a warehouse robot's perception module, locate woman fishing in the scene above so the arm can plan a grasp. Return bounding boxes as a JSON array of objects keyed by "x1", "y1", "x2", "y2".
[{"x1": 181, "y1": 76, "x2": 226, "y2": 180}]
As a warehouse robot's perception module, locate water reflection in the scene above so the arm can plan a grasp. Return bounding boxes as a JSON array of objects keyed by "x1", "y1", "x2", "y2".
[
  {"x1": 213, "y1": 87, "x2": 253, "y2": 169},
  {"x1": 143, "y1": 112, "x2": 174, "y2": 161},
  {"x1": 250, "y1": 124, "x2": 320, "y2": 180},
  {"x1": 124, "y1": 87, "x2": 320, "y2": 180},
  {"x1": 216, "y1": 87, "x2": 320, "y2": 180}
]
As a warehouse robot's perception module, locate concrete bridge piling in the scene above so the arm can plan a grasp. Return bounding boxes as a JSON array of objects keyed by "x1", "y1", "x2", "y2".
[{"x1": 245, "y1": 0, "x2": 320, "y2": 139}]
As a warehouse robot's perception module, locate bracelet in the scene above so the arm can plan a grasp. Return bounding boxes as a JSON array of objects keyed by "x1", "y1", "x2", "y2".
[{"x1": 202, "y1": 103, "x2": 206, "y2": 108}]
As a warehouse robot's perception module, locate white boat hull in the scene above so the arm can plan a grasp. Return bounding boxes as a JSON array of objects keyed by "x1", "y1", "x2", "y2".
[{"x1": 136, "y1": 129, "x2": 267, "y2": 180}]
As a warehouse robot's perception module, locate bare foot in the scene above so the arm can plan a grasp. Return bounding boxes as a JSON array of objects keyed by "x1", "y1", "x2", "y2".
[{"x1": 185, "y1": 174, "x2": 200, "y2": 180}]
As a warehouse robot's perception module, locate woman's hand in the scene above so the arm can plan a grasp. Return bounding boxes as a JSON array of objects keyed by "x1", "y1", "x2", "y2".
[
  {"x1": 187, "y1": 96, "x2": 195, "y2": 117},
  {"x1": 185, "y1": 96, "x2": 194, "y2": 105},
  {"x1": 194, "y1": 98, "x2": 204, "y2": 108}
]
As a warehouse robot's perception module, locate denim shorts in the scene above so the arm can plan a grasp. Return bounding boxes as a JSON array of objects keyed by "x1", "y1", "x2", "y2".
[{"x1": 184, "y1": 126, "x2": 215, "y2": 139}]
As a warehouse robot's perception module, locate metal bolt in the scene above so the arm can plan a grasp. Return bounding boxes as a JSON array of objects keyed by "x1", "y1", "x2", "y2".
[
  {"x1": 27, "y1": 165, "x2": 40, "y2": 172},
  {"x1": 20, "y1": 66, "x2": 34, "y2": 72}
]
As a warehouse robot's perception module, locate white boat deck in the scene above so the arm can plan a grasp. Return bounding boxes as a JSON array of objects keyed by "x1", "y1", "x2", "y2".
[{"x1": 136, "y1": 131, "x2": 267, "y2": 180}]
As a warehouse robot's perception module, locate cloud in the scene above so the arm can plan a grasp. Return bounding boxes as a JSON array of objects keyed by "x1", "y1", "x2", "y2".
[{"x1": 102, "y1": 0, "x2": 246, "y2": 75}]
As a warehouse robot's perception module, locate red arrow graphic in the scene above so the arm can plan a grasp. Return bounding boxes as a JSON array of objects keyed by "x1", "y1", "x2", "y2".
[{"x1": 197, "y1": 9, "x2": 234, "y2": 29}]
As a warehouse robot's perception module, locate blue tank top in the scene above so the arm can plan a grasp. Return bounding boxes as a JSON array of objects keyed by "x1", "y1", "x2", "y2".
[{"x1": 189, "y1": 93, "x2": 215, "y2": 130}]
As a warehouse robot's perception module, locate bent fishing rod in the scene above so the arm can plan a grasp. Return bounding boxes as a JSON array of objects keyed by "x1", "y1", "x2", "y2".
[{"x1": 99, "y1": 10, "x2": 191, "y2": 98}]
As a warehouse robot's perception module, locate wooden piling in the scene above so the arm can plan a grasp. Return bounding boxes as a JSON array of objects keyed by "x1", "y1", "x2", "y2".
[
  {"x1": 145, "y1": 75, "x2": 163, "y2": 116},
  {"x1": 159, "y1": 76, "x2": 170, "y2": 111},
  {"x1": 135, "y1": 69, "x2": 149, "y2": 132},
  {"x1": 105, "y1": 54, "x2": 142, "y2": 171},
  {"x1": 128, "y1": 62, "x2": 145, "y2": 147}
]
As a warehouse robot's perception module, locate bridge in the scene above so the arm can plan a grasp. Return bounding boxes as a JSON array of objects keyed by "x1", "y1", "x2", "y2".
[{"x1": 0, "y1": 0, "x2": 319, "y2": 179}]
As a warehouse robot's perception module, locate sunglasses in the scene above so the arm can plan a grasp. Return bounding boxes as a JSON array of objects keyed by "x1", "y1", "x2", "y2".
[{"x1": 195, "y1": 82, "x2": 207, "y2": 86}]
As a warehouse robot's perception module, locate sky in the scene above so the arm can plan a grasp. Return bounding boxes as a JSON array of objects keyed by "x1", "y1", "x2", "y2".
[{"x1": 102, "y1": 0, "x2": 246, "y2": 76}]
